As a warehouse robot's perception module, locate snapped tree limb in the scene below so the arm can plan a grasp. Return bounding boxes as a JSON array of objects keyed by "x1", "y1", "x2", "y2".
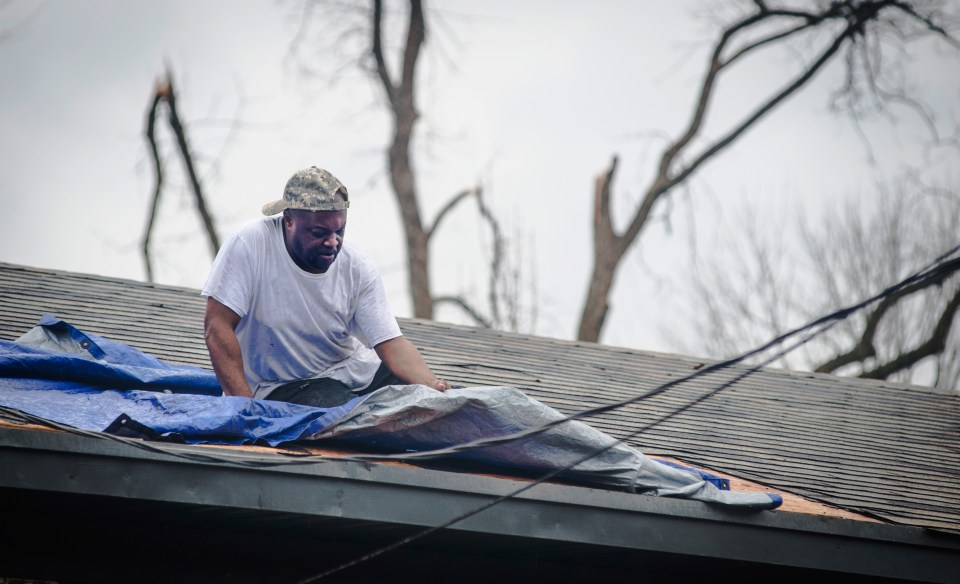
[
  {"x1": 163, "y1": 73, "x2": 221, "y2": 259},
  {"x1": 142, "y1": 85, "x2": 166, "y2": 283},
  {"x1": 576, "y1": 0, "x2": 958, "y2": 343},
  {"x1": 139, "y1": 70, "x2": 221, "y2": 282}
]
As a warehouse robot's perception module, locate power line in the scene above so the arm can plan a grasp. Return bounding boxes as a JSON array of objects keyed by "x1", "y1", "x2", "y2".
[
  {"x1": 316, "y1": 245, "x2": 960, "y2": 465},
  {"x1": 295, "y1": 246, "x2": 960, "y2": 580},
  {"x1": 298, "y1": 319, "x2": 836, "y2": 582}
]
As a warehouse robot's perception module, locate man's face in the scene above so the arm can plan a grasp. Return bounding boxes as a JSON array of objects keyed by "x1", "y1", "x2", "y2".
[{"x1": 282, "y1": 209, "x2": 346, "y2": 274}]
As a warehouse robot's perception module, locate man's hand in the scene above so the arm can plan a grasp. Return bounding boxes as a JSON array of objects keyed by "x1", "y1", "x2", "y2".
[
  {"x1": 375, "y1": 336, "x2": 447, "y2": 391},
  {"x1": 204, "y1": 297, "x2": 254, "y2": 398}
]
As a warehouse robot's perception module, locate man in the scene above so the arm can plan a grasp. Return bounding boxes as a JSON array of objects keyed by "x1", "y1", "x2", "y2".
[{"x1": 202, "y1": 166, "x2": 448, "y2": 407}]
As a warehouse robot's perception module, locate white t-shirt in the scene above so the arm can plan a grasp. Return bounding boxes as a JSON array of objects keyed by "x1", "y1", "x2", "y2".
[{"x1": 201, "y1": 216, "x2": 402, "y2": 399}]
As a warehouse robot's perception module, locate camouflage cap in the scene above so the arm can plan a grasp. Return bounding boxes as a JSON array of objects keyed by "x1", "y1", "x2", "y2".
[{"x1": 262, "y1": 166, "x2": 350, "y2": 215}]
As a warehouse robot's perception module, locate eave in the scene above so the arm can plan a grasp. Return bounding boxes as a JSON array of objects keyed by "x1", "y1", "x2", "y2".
[{"x1": 1, "y1": 422, "x2": 957, "y2": 583}]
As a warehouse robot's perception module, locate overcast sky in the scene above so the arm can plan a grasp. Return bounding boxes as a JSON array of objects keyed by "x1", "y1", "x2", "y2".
[{"x1": 1, "y1": 0, "x2": 958, "y2": 354}]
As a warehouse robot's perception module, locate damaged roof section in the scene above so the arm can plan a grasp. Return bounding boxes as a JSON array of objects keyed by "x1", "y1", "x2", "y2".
[{"x1": 0, "y1": 261, "x2": 958, "y2": 535}]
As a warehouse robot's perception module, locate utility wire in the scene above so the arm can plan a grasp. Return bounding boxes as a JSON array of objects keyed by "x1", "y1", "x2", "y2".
[
  {"x1": 298, "y1": 319, "x2": 838, "y2": 583},
  {"x1": 307, "y1": 245, "x2": 960, "y2": 464},
  {"x1": 296, "y1": 243, "x2": 960, "y2": 581}
]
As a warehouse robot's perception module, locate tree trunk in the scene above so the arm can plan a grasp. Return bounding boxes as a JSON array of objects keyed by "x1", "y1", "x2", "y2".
[
  {"x1": 388, "y1": 112, "x2": 433, "y2": 318},
  {"x1": 372, "y1": 0, "x2": 432, "y2": 319},
  {"x1": 577, "y1": 247, "x2": 625, "y2": 343},
  {"x1": 577, "y1": 157, "x2": 624, "y2": 342}
]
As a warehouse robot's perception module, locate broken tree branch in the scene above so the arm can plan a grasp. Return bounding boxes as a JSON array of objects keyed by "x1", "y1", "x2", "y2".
[
  {"x1": 163, "y1": 72, "x2": 221, "y2": 259},
  {"x1": 472, "y1": 187, "x2": 505, "y2": 326},
  {"x1": 636, "y1": 15, "x2": 862, "y2": 242},
  {"x1": 862, "y1": 282, "x2": 960, "y2": 379},
  {"x1": 817, "y1": 256, "x2": 960, "y2": 374},
  {"x1": 371, "y1": 0, "x2": 397, "y2": 105},
  {"x1": 434, "y1": 295, "x2": 492, "y2": 328},
  {"x1": 577, "y1": 0, "x2": 954, "y2": 343},
  {"x1": 141, "y1": 84, "x2": 166, "y2": 283},
  {"x1": 427, "y1": 187, "x2": 476, "y2": 241}
]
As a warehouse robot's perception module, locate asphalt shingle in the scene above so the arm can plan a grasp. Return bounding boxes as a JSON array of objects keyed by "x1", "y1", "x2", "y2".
[{"x1": 1, "y1": 261, "x2": 957, "y2": 533}]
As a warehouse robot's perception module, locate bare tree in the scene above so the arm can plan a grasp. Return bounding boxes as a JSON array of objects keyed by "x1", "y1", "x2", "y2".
[
  {"x1": 577, "y1": 0, "x2": 960, "y2": 342},
  {"x1": 673, "y1": 178, "x2": 960, "y2": 390},
  {"x1": 142, "y1": 69, "x2": 222, "y2": 282},
  {"x1": 287, "y1": 0, "x2": 534, "y2": 330}
]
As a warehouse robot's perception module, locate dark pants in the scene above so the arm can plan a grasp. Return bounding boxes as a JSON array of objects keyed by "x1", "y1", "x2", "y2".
[{"x1": 268, "y1": 362, "x2": 404, "y2": 408}]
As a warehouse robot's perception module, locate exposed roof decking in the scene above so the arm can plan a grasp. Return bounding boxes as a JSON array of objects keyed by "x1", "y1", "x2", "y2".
[{"x1": 1, "y1": 262, "x2": 958, "y2": 534}]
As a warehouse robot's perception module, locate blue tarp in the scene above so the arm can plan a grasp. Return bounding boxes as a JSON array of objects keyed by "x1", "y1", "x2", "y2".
[
  {"x1": 0, "y1": 315, "x2": 361, "y2": 444},
  {"x1": 3, "y1": 314, "x2": 221, "y2": 394},
  {"x1": 0, "y1": 316, "x2": 781, "y2": 509}
]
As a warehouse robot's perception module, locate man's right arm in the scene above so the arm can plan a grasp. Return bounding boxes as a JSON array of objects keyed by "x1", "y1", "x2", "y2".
[{"x1": 203, "y1": 297, "x2": 253, "y2": 398}]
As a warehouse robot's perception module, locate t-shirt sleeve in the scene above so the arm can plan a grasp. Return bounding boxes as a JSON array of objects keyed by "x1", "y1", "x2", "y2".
[
  {"x1": 201, "y1": 230, "x2": 256, "y2": 318},
  {"x1": 350, "y1": 265, "x2": 402, "y2": 349}
]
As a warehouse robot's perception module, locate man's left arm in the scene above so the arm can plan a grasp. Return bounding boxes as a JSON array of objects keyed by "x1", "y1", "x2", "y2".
[{"x1": 374, "y1": 336, "x2": 449, "y2": 391}]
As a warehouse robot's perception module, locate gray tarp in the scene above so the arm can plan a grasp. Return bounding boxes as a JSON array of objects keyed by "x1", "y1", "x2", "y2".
[{"x1": 319, "y1": 384, "x2": 781, "y2": 509}]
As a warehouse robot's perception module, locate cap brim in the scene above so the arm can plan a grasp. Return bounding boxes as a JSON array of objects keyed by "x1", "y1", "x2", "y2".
[
  {"x1": 262, "y1": 200, "x2": 350, "y2": 216},
  {"x1": 262, "y1": 200, "x2": 286, "y2": 215}
]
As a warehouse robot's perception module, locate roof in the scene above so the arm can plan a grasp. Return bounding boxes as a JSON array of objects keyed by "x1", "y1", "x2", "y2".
[{"x1": 1, "y1": 262, "x2": 959, "y2": 581}]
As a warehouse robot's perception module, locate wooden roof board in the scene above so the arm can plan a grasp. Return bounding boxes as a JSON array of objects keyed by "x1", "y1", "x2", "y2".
[{"x1": 0, "y1": 261, "x2": 958, "y2": 534}]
